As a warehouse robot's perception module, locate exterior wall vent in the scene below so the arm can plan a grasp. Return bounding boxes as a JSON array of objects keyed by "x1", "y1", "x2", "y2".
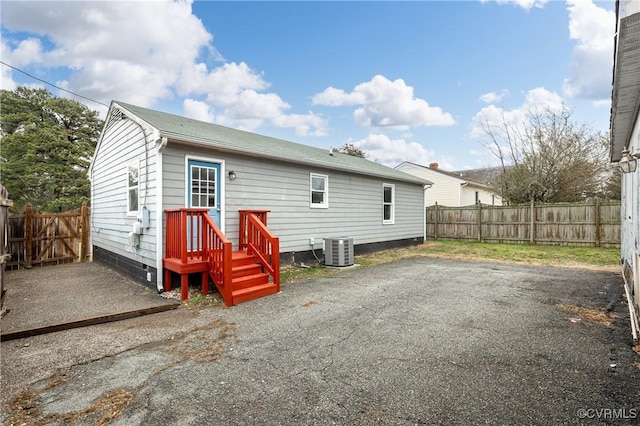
[{"x1": 324, "y1": 237, "x2": 354, "y2": 267}]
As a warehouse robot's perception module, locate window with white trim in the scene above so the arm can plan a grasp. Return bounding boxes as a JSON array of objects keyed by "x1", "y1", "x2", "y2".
[
  {"x1": 127, "y1": 163, "x2": 139, "y2": 215},
  {"x1": 383, "y1": 183, "x2": 395, "y2": 224},
  {"x1": 310, "y1": 173, "x2": 328, "y2": 208}
]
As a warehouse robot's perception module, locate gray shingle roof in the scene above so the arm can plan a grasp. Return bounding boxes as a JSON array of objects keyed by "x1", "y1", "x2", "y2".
[
  {"x1": 114, "y1": 101, "x2": 431, "y2": 186},
  {"x1": 450, "y1": 166, "x2": 504, "y2": 186}
]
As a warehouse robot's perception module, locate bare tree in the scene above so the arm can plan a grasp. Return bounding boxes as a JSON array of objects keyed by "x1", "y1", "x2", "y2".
[
  {"x1": 477, "y1": 105, "x2": 613, "y2": 203},
  {"x1": 336, "y1": 143, "x2": 367, "y2": 158}
]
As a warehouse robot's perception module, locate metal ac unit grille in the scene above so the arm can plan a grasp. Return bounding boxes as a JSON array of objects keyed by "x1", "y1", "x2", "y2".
[{"x1": 324, "y1": 237, "x2": 354, "y2": 267}]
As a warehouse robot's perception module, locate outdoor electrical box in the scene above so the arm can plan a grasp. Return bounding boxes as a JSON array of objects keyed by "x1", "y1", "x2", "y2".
[
  {"x1": 132, "y1": 221, "x2": 143, "y2": 235},
  {"x1": 129, "y1": 231, "x2": 140, "y2": 247},
  {"x1": 140, "y1": 206, "x2": 150, "y2": 229}
]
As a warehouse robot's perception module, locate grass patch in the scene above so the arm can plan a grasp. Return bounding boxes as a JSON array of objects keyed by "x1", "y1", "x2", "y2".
[
  {"x1": 281, "y1": 264, "x2": 340, "y2": 283},
  {"x1": 282, "y1": 241, "x2": 620, "y2": 284},
  {"x1": 184, "y1": 293, "x2": 222, "y2": 311},
  {"x1": 357, "y1": 241, "x2": 620, "y2": 270}
]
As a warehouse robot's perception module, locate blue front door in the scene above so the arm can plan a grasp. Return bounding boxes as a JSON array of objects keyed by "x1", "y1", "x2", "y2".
[{"x1": 188, "y1": 159, "x2": 221, "y2": 228}]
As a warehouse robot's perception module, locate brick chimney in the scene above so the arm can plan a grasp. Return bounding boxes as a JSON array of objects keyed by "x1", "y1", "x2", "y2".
[{"x1": 428, "y1": 162, "x2": 439, "y2": 169}]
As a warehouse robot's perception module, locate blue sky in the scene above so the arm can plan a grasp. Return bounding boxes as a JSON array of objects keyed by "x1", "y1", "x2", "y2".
[{"x1": 1, "y1": 0, "x2": 616, "y2": 170}]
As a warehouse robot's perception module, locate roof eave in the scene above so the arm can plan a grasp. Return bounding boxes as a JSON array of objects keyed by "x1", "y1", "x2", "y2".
[
  {"x1": 160, "y1": 131, "x2": 428, "y2": 185},
  {"x1": 610, "y1": 11, "x2": 640, "y2": 162}
]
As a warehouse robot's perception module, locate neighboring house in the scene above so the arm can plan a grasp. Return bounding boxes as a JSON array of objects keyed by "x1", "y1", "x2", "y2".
[
  {"x1": 89, "y1": 101, "x2": 431, "y2": 304},
  {"x1": 395, "y1": 161, "x2": 503, "y2": 207},
  {"x1": 451, "y1": 166, "x2": 504, "y2": 189},
  {"x1": 610, "y1": 0, "x2": 640, "y2": 310}
]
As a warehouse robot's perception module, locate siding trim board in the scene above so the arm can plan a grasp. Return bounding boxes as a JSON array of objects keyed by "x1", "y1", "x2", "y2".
[{"x1": 155, "y1": 146, "x2": 164, "y2": 291}]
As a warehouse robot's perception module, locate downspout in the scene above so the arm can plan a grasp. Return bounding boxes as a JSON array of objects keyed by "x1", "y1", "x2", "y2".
[
  {"x1": 621, "y1": 262, "x2": 639, "y2": 341},
  {"x1": 155, "y1": 136, "x2": 168, "y2": 292}
]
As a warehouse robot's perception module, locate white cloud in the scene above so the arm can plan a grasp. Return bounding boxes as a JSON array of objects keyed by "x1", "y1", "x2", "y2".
[
  {"x1": 0, "y1": 40, "x2": 17, "y2": 91},
  {"x1": 471, "y1": 87, "x2": 564, "y2": 138},
  {"x1": 479, "y1": 89, "x2": 510, "y2": 104},
  {"x1": 480, "y1": 0, "x2": 548, "y2": 11},
  {"x1": 2, "y1": 0, "x2": 212, "y2": 106},
  {"x1": 351, "y1": 133, "x2": 435, "y2": 167},
  {"x1": 5, "y1": 38, "x2": 44, "y2": 67},
  {"x1": 311, "y1": 87, "x2": 365, "y2": 106},
  {"x1": 178, "y1": 62, "x2": 269, "y2": 104},
  {"x1": 312, "y1": 75, "x2": 455, "y2": 130},
  {"x1": 1, "y1": 0, "x2": 326, "y2": 136},
  {"x1": 183, "y1": 99, "x2": 215, "y2": 123},
  {"x1": 563, "y1": 0, "x2": 615, "y2": 101},
  {"x1": 272, "y1": 112, "x2": 328, "y2": 137},
  {"x1": 1, "y1": 67, "x2": 17, "y2": 92}
]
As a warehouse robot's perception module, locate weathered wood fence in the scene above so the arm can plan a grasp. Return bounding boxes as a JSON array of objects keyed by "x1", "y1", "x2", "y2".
[
  {"x1": 1, "y1": 185, "x2": 13, "y2": 309},
  {"x1": 6, "y1": 202, "x2": 90, "y2": 270},
  {"x1": 427, "y1": 200, "x2": 621, "y2": 248}
]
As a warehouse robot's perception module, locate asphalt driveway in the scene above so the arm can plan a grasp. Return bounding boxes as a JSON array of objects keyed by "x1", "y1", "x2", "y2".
[{"x1": 2, "y1": 258, "x2": 639, "y2": 425}]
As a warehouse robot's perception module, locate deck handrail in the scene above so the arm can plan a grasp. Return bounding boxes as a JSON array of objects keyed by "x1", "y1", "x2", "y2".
[
  {"x1": 241, "y1": 211, "x2": 280, "y2": 291},
  {"x1": 164, "y1": 208, "x2": 233, "y2": 305},
  {"x1": 239, "y1": 209, "x2": 270, "y2": 250},
  {"x1": 165, "y1": 208, "x2": 209, "y2": 263},
  {"x1": 202, "y1": 213, "x2": 233, "y2": 306}
]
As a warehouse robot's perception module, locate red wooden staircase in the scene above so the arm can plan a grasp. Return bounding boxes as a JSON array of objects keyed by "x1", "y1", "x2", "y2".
[
  {"x1": 231, "y1": 250, "x2": 277, "y2": 304},
  {"x1": 163, "y1": 209, "x2": 279, "y2": 306}
]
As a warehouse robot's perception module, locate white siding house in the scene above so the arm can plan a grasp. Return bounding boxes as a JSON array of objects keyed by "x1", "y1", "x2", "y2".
[
  {"x1": 610, "y1": 0, "x2": 640, "y2": 310},
  {"x1": 89, "y1": 101, "x2": 430, "y2": 293},
  {"x1": 395, "y1": 161, "x2": 503, "y2": 207}
]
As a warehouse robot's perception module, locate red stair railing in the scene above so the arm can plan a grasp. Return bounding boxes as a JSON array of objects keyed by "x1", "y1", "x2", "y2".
[
  {"x1": 239, "y1": 210, "x2": 280, "y2": 291},
  {"x1": 202, "y1": 213, "x2": 233, "y2": 306},
  {"x1": 239, "y1": 209, "x2": 270, "y2": 250},
  {"x1": 164, "y1": 208, "x2": 233, "y2": 306}
]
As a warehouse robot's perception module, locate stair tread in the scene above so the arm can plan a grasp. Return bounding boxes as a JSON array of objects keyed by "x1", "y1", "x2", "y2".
[
  {"x1": 233, "y1": 272, "x2": 268, "y2": 281},
  {"x1": 232, "y1": 250, "x2": 253, "y2": 258},
  {"x1": 233, "y1": 263, "x2": 261, "y2": 272},
  {"x1": 232, "y1": 282, "x2": 278, "y2": 296}
]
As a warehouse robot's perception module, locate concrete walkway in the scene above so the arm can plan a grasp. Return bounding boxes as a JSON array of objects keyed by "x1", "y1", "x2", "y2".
[
  {"x1": 1, "y1": 262, "x2": 179, "y2": 338},
  {"x1": 2, "y1": 258, "x2": 639, "y2": 425}
]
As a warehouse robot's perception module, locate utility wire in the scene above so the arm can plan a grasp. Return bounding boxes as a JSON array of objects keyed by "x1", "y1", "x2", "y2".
[{"x1": 0, "y1": 61, "x2": 109, "y2": 108}]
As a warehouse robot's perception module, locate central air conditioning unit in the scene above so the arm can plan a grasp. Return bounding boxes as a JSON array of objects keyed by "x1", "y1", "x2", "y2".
[{"x1": 324, "y1": 237, "x2": 354, "y2": 267}]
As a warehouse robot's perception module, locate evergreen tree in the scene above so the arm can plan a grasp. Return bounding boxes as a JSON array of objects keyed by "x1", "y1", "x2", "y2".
[{"x1": 0, "y1": 87, "x2": 103, "y2": 211}]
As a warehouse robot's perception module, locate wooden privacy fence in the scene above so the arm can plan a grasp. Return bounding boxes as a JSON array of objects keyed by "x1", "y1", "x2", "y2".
[
  {"x1": 6, "y1": 202, "x2": 90, "y2": 269},
  {"x1": 427, "y1": 200, "x2": 621, "y2": 248}
]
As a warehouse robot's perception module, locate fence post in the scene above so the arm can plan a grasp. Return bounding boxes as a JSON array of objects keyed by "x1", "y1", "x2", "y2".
[
  {"x1": 529, "y1": 199, "x2": 535, "y2": 245},
  {"x1": 80, "y1": 201, "x2": 88, "y2": 261},
  {"x1": 477, "y1": 201, "x2": 482, "y2": 242},
  {"x1": 594, "y1": 198, "x2": 601, "y2": 248},
  {"x1": 25, "y1": 203, "x2": 33, "y2": 269},
  {"x1": 434, "y1": 202, "x2": 439, "y2": 240}
]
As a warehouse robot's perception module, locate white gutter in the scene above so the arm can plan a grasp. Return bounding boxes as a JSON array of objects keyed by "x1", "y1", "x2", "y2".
[{"x1": 155, "y1": 136, "x2": 168, "y2": 292}]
